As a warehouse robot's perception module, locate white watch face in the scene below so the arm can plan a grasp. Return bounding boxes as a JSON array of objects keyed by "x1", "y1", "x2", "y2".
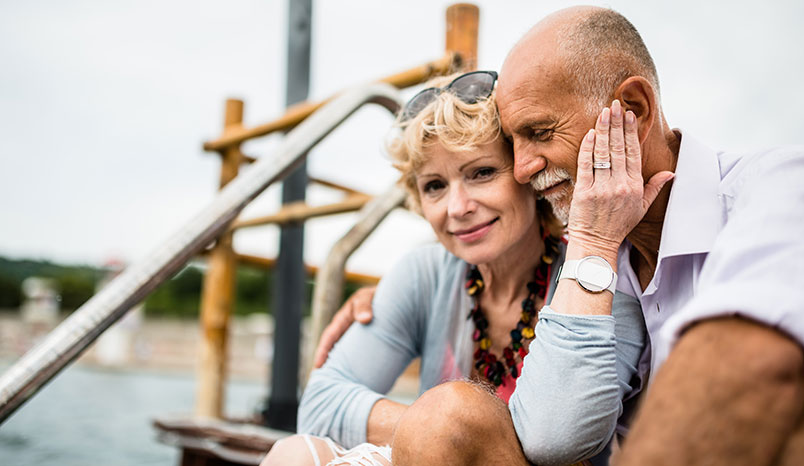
[{"x1": 576, "y1": 256, "x2": 614, "y2": 293}]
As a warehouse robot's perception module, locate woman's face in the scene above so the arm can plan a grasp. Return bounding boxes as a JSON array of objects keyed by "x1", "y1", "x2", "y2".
[{"x1": 416, "y1": 138, "x2": 540, "y2": 266}]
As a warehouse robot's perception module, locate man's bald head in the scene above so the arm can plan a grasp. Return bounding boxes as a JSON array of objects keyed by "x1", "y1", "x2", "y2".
[{"x1": 503, "y1": 6, "x2": 659, "y2": 114}]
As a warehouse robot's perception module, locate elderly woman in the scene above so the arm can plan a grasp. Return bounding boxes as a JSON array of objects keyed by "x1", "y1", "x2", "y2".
[{"x1": 262, "y1": 71, "x2": 646, "y2": 466}]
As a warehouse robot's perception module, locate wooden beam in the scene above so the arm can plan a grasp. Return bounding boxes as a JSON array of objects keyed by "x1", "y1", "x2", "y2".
[
  {"x1": 234, "y1": 253, "x2": 380, "y2": 285},
  {"x1": 308, "y1": 177, "x2": 367, "y2": 197},
  {"x1": 446, "y1": 4, "x2": 479, "y2": 72},
  {"x1": 240, "y1": 153, "x2": 257, "y2": 164},
  {"x1": 202, "y1": 53, "x2": 458, "y2": 152},
  {"x1": 196, "y1": 99, "x2": 241, "y2": 419},
  {"x1": 231, "y1": 194, "x2": 372, "y2": 229}
]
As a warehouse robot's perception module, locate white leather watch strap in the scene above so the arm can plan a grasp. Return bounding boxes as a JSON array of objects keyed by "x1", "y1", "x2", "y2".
[{"x1": 558, "y1": 256, "x2": 617, "y2": 294}]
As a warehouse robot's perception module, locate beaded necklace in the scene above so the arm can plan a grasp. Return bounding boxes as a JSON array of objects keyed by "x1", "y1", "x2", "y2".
[{"x1": 466, "y1": 235, "x2": 560, "y2": 387}]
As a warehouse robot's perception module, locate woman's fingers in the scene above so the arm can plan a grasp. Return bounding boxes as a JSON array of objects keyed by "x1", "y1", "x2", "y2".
[
  {"x1": 567, "y1": 103, "x2": 649, "y2": 251},
  {"x1": 593, "y1": 107, "x2": 612, "y2": 179},
  {"x1": 609, "y1": 100, "x2": 627, "y2": 175},
  {"x1": 576, "y1": 129, "x2": 596, "y2": 187},
  {"x1": 624, "y1": 110, "x2": 642, "y2": 178}
]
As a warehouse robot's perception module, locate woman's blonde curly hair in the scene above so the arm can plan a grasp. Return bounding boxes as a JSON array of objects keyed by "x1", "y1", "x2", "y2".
[{"x1": 386, "y1": 73, "x2": 563, "y2": 237}]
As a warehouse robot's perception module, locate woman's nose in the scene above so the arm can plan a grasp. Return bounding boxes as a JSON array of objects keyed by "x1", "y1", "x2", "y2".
[{"x1": 447, "y1": 184, "x2": 476, "y2": 218}]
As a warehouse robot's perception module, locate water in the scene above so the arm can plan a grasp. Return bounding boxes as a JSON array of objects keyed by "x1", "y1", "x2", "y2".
[{"x1": 0, "y1": 364, "x2": 265, "y2": 466}]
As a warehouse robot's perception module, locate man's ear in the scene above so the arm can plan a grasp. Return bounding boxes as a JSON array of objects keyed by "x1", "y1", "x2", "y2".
[{"x1": 614, "y1": 77, "x2": 656, "y2": 144}]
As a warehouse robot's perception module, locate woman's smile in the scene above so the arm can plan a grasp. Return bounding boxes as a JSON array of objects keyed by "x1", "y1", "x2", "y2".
[
  {"x1": 416, "y1": 139, "x2": 541, "y2": 266},
  {"x1": 451, "y1": 217, "x2": 499, "y2": 243}
]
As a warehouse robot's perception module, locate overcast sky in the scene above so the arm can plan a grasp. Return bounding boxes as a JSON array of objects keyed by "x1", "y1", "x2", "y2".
[{"x1": 1, "y1": 0, "x2": 803, "y2": 276}]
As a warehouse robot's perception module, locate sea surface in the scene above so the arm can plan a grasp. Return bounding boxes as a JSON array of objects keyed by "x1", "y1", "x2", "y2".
[{"x1": 0, "y1": 363, "x2": 265, "y2": 466}]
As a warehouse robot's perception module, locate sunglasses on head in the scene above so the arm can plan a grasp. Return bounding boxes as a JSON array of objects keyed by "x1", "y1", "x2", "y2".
[{"x1": 399, "y1": 70, "x2": 498, "y2": 122}]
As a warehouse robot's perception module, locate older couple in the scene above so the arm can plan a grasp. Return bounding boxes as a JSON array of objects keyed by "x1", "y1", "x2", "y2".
[{"x1": 269, "y1": 5, "x2": 804, "y2": 466}]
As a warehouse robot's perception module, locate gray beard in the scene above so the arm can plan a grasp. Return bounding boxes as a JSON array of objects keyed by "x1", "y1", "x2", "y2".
[
  {"x1": 546, "y1": 193, "x2": 571, "y2": 224},
  {"x1": 529, "y1": 167, "x2": 573, "y2": 224}
]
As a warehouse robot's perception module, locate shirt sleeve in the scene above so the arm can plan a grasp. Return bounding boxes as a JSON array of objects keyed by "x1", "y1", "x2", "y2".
[
  {"x1": 508, "y1": 291, "x2": 646, "y2": 465},
  {"x1": 297, "y1": 247, "x2": 435, "y2": 448},
  {"x1": 660, "y1": 149, "x2": 804, "y2": 352}
]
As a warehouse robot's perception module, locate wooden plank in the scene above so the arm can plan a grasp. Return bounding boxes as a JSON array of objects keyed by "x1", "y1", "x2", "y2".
[
  {"x1": 233, "y1": 253, "x2": 380, "y2": 285},
  {"x1": 231, "y1": 194, "x2": 371, "y2": 229},
  {"x1": 308, "y1": 177, "x2": 367, "y2": 197},
  {"x1": 155, "y1": 416, "x2": 290, "y2": 466}
]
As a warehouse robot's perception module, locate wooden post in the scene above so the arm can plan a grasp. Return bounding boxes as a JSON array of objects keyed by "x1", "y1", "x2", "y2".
[
  {"x1": 195, "y1": 99, "x2": 242, "y2": 418},
  {"x1": 446, "y1": 3, "x2": 479, "y2": 71}
]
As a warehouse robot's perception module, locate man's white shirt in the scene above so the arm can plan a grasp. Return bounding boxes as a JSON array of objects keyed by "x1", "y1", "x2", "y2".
[{"x1": 615, "y1": 130, "x2": 804, "y2": 381}]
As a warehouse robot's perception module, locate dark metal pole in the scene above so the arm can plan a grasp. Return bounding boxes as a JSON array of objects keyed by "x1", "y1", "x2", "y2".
[{"x1": 263, "y1": 0, "x2": 312, "y2": 431}]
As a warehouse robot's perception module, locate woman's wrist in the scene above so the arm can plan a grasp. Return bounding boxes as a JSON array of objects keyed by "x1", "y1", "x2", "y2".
[{"x1": 564, "y1": 237, "x2": 620, "y2": 272}]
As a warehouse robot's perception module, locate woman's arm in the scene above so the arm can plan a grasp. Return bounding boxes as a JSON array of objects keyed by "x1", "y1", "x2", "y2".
[
  {"x1": 509, "y1": 101, "x2": 656, "y2": 464},
  {"x1": 299, "y1": 247, "x2": 436, "y2": 448},
  {"x1": 299, "y1": 304, "x2": 416, "y2": 448},
  {"x1": 509, "y1": 291, "x2": 645, "y2": 464}
]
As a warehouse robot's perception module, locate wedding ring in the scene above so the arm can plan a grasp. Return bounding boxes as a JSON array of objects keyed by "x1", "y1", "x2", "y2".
[{"x1": 593, "y1": 161, "x2": 611, "y2": 169}]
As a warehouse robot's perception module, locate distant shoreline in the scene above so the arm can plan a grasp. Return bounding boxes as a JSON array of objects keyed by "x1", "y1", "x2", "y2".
[{"x1": 0, "y1": 309, "x2": 271, "y2": 383}]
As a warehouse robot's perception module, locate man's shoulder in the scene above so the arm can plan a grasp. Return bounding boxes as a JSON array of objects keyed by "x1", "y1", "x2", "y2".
[
  {"x1": 713, "y1": 146, "x2": 804, "y2": 229},
  {"x1": 718, "y1": 145, "x2": 804, "y2": 192}
]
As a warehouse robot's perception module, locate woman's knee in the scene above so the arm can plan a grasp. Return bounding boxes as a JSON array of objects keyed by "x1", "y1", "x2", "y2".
[
  {"x1": 394, "y1": 381, "x2": 528, "y2": 465},
  {"x1": 261, "y1": 435, "x2": 317, "y2": 466},
  {"x1": 393, "y1": 381, "x2": 511, "y2": 460}
]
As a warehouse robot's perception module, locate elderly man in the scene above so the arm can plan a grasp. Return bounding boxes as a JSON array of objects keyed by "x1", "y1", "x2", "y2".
[{"x1": 316, "y1": 6, "x2": 804, "y2": 465}]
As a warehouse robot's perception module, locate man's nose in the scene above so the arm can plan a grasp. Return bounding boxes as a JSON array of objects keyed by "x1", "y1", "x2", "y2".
[
  {"x1": 513, "y1": 152, "x2": 547, "y2": 185},
  {"x1": 447, "y1": 184, "x2": 476, "y2": 218}
]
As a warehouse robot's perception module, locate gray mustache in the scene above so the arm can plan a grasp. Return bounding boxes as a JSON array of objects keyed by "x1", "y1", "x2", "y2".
[{"x1": 529, "y1": 168, "x2": 572, "y2": 192}]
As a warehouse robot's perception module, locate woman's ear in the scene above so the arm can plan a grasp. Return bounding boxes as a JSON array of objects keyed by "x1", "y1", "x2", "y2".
[{"x1": 615, "y1": 76, "x2": 656, "y2": 144}]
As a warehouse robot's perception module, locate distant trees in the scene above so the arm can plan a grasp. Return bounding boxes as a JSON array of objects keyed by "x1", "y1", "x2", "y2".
[
  {"x1": 143, "y1": 264, "x2": 299, "y2": 317},
  {"x1": 0, "y1": 257, "x2": 100, "y2": 310},
  {"x1": 0, "y1": 272, "x2": 22, "y2": 308},
  {"x1": 0, "y1": 256, "x2": 328, "y2": 318}
]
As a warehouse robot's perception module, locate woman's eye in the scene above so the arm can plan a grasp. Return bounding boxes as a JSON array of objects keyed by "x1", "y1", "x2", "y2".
[
  {"x1": 422, "y1": 180, "x2": 445, "y2": 194},
  {"x1": 473, "y1": 167, "x2": 496, "y2": 179}
]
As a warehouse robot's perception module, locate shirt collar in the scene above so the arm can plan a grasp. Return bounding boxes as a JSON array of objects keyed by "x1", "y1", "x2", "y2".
[{"x1": 657, "y1": 129, "x2": 724, "y2": 260}]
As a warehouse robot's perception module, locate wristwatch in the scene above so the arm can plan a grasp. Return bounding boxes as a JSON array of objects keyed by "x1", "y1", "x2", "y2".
[{"x1": 558, "y1": 256, "x2": 617, "y2": 294}]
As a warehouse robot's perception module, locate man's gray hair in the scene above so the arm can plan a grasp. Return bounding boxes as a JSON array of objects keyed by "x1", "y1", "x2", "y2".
[{"x1": 556, "y1": 9, "x2": 660, "y2": 115}]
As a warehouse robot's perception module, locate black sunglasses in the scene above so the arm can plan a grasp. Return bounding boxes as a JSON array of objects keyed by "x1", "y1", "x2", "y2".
[{"x1": 399, "y1": 70, "x2": 498, "y2": 122}]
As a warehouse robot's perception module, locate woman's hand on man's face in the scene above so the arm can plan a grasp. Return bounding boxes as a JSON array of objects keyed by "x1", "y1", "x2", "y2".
[{"x1": 566, "y1": 100, "x2": 674, "y2": 260}]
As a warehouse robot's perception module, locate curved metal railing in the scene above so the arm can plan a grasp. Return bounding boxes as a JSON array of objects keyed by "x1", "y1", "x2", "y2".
[{"x1": 0, "y1": 83, "x2": 404, "y2": 424}]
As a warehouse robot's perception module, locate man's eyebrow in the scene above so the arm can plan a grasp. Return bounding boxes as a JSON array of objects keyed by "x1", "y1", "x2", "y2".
[{"x1": 514, "y1": 117, "x2": 555, "y2": 132}]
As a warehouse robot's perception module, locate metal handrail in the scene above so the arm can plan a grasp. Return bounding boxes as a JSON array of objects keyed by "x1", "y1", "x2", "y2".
[
  {"x1": 0, "y1": 83, "x2": 404, "y2": 424},
  {"x1": 308, "y1": 183, "x2": 407, "y2": 375},
  {"x1": 203, "y1": 53, "x2": 457, "y2": 151}
]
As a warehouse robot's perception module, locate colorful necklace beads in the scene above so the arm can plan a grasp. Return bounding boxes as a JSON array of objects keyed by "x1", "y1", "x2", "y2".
[{"x1": 466, "y1": 235, "x2": 560, "y2": 387}]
